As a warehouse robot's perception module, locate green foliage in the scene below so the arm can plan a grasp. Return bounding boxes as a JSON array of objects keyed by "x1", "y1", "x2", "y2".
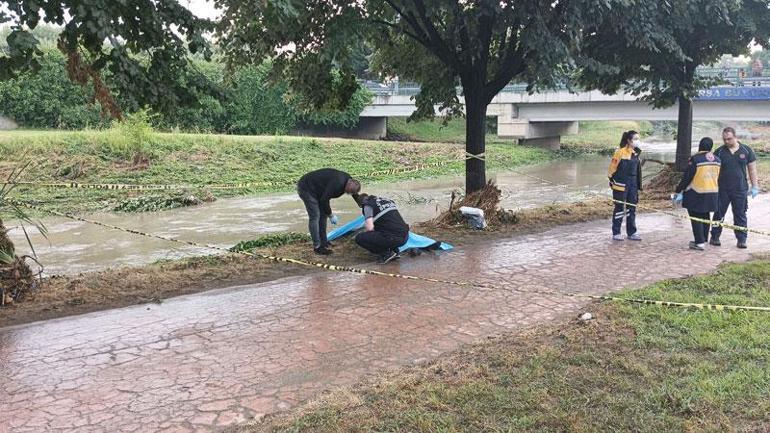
[
  {"x1": 296, "y1": 83, "x2": 372, "y2": 129},
  {"x1": 578, "y1": 1, "x2": 770, "y2": 107},
  {"x1": 105, "y1": 110, "x2": 157, "y2": 161},
  {"x1": 224, "y1": 63, "x2": 297, "y2": 135},
  {"x1": 230, "y1": 233, "x2": 311, "y2": 252},
  {"x1": 0, "y1": 48, "x2": 105, "y2": 129},
  {"x1": 1, "y1": 0, "x2": 216, "y2": 115},
  {"x1": 0, "y1": 52, "x2": 368, "y2": 132}
]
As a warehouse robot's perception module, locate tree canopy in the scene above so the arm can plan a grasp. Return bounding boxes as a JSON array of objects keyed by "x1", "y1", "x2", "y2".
[
  {"x1": 215, "y1": 0, "x2": 616, "y2": 191},
  {"x1": 0, "y1": 0, "x2": 216, "y2": 118},
  {"x1": 578, "y1": 0, "x2": 770, "y2": 169}
]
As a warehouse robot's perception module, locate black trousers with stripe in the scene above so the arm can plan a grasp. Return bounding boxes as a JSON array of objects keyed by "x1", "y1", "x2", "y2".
[{"x1": 612, "y1": 185, "x2": 638, "y2": 236}]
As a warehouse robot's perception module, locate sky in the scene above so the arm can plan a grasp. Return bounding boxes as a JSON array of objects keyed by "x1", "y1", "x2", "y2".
[{"x1": 183, "y1": 0, "x2": 221, "y2": 19}]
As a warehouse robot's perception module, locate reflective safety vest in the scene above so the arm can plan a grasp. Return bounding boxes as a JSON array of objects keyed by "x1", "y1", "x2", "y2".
[
  {"x1": 362, "y1": 196, "x2": 409, "y2": 235},
  {"x1": 686, "y1": 151, "x2": 720, "y2": 194},
  {"x1": 676, "y1": 151, "x2": 721, "y2": 213},
  {"x1": 608, "y1": 146, "x2": 642, "y2": 192}
]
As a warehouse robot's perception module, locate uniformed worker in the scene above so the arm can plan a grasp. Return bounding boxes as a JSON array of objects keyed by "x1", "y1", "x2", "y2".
[
  {"x1": 710, "y1": 127, "x2": 760, "y2": 249},
  {"x1": 297, "y1": 168, "x2": 361, "y2": 255},
  {"x1": 674, "y1": 137, "x2": 721, "y2": 251},
  {"x1": 353, "y1": 193, "x2": 409, "y2": 264},
  {"x1": 608, "y1": 130, "x2": 643, "y2": 241}
]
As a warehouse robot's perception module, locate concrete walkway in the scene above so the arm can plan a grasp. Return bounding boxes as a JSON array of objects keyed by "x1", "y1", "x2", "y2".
[{"x1": 2, "y1": 198, "x2": 770, "y2": 433}]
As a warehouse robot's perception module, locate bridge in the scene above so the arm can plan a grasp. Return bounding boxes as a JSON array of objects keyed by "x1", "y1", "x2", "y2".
[{"x1": 358, "y1": 69, "x2": 770, "y2": 149}]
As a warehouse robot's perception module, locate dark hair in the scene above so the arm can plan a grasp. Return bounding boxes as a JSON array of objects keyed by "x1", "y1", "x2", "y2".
[
  {"x1": 353, "y1": 193, "x2": 369, "y2": 207},
  {"x1": 619, "y1": 130, "x2": 639, "y2": 148},
  {"x1": 722, "y1": 126, "x2": 736, "y2": 137},
  {"x1": 698, "y1": 137, "x2": 714, "y2": 152}
]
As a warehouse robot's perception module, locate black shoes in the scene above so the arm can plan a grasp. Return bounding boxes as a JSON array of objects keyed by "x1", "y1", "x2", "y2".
[
  {"x1": 737, "y1": 241, "x2": 748, "y2": 249},
  {"x1": 379, "y1": 249, "x2": 400, "y2": 264},
  {"x1": 314, "y1": 246, "x2": 333, "y2": 255},
  {"x1": 709, "y1": 238, "x2": 721, "y2": 246}
]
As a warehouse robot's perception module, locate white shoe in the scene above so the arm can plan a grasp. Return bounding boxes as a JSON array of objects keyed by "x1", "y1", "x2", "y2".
[
  {"x1": 612, "y1": 234, "x2": 624, "y2": 241},
  {"x1": 627, "y1": 233, "x2": 642, "y2": 241}
]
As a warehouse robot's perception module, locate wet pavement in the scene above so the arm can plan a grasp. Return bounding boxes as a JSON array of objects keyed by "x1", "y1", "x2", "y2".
[
  {"x1": 8, "y1": 155, "x2": 668, "y2": 275},
  {"x1": 2, "y1": 197, "x2": 769, "y2": 432}
]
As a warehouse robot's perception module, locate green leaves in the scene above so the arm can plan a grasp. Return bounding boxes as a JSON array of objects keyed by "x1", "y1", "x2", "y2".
[
  {"x1": 0, "y1": 0, "x2": 216, "y2": 118},
  {"x1": 578, "y1": 0, "x2": 770, "y2": 108}
]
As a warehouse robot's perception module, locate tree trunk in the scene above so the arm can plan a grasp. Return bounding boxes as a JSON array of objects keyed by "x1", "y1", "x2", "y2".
[
  {"x1": 675, "y1": 96, "x2": 693, "y2": 172},
  {"x1": 464, "y1": 93, "x2": 488, "y2": 193}
]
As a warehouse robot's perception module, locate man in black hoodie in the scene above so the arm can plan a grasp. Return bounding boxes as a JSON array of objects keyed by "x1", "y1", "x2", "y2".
[{"x1": 297, "y1": 168, "x2": 361, "y2": 255}]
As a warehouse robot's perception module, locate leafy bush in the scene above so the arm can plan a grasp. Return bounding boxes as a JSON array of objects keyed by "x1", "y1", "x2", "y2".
[
  {"x1": 104, "y1": 109, "x2": 158, "y2": 161},
  {"x1": 0, "y1": 49, "x2": 106, "y2": 129},
  {"x1": 230, "y1": 232, "x2": 311, "y2": 252}
]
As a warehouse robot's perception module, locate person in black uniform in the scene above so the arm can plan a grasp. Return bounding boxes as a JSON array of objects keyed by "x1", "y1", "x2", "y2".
[
  {"x1": 608, "y1": 130, "x2": 643, "y2": 241},
  {"x1": 297, "y1": 168, "x2": 360, "y2": 255},
  {"x1": 353, "y1": 193, "x2": 409, "y2": 264},
  {"x1": 710, "y1": 127, "x2": 760, "y2": 249},
  {"x1": 674, "y1": 138, "x2": 721, "y2": 251}
]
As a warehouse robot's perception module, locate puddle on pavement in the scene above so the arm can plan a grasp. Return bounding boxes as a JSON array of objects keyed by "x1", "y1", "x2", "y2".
[{"x1": 8, "y1": 149, "x2": 677, "y2": 275}]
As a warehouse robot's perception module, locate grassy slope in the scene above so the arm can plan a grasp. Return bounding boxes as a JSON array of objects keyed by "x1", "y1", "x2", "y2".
[
  {"x1": 249, "y1": 259, "x2": 770, "y2": 433},
  {"x1": 0, "y1": 130, "x2": 555, "y2": 214}
]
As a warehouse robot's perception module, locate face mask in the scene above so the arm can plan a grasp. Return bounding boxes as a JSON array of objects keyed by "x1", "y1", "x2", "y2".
[{"x1": 632, "y1": 139, "x2": 641, "y2": 147}]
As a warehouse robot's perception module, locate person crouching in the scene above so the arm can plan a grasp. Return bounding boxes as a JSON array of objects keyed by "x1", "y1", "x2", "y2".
[
  {"x1": 674, "y1": 137, "x2": 721, "y2": 251},
  {"x1": 354, "y1": 193, "x2": 409, "y2": 264}
]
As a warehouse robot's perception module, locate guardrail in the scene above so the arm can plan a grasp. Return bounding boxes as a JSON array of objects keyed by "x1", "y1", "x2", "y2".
[{"x1": 361, "y1": 68, "x2": 770, "y2": 97}]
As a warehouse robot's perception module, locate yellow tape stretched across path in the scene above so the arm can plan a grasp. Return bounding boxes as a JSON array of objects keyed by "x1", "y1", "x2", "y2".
[
  {"x1": 3, "y1": 161, "x2": 460, "y2": 191},
  {"x1": 508, "y1": 168, "x2": 770, "y2": 237},
  {"x1": 10, "y1": 198, "x2": 770, "y2": 313}
]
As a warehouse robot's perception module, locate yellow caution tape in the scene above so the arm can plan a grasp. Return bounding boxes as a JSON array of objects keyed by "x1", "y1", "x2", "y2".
[
  {"x1": 10, "y1": 198, "x2": 770, "y2": 313},
  {"x1": 507, "y1": 168, "x2": 770, "y2": 238},
  {"x1": 6, "y1": 180, "x2": 286, "y2": 191},
  {"x1": 590, "y1": 295, "x2": 770, "y2": 312}
]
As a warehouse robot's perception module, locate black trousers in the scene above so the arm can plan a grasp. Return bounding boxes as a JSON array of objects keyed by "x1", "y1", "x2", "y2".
[
  {"x1": 687, "y1": 210, "x2": 711, "y2": 244},
  {"x1": 612, "y1": 185, "x2": 638, "y2": 236},
  {"x1": 297, "y1": 187, "x2": 327, "y2": 249},
  {"x1": 355, "y1": 231, "x2": 407, "y2": 255},
  {"x1": 711, "y1": 189, "x2": 748, "y2": 242}
]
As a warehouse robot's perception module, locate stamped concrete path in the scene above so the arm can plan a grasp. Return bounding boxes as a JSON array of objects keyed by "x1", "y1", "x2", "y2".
[{"x1": 2, "y1": 198, "x2": 770, "y2": 433}]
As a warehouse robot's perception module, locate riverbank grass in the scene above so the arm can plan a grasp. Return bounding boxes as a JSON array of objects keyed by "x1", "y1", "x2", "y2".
[{"x1": 0, "y1": 129, "x2": 555, "y2": 214}]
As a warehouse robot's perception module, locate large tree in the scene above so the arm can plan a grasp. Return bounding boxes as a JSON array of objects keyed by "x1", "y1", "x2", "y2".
[
  {"x1": 577, "y1": 0, "x2": 770, "y2": 171},
  {"x1": 215, "y1": 0, "x2": 613, "y2": 192}
]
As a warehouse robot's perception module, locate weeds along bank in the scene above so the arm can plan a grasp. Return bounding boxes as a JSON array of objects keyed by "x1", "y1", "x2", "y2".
[{"x1": 0, "y1": 125, "x2": 557, "y2": 215}]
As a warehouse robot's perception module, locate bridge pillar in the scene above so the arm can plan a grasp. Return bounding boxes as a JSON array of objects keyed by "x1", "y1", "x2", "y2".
[{"x1": 494, "y1": 106, "x2": 578, "y2": 150}]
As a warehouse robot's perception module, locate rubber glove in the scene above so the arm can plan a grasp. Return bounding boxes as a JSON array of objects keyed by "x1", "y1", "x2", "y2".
[
  {"x1": 751, "y1": 186, "x2": 760, "y2": 199},
  {"x1": 329, "y1": 214, "x2": 339, "y2": 225},
  {"x1": 673, "y1": 192, "x2": 683, "y2": 203}
]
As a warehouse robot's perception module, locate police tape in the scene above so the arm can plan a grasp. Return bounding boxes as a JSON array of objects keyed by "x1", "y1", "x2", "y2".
[
  {"x1": 588, "y1": 295, "x2": 770, "y2": 312},
  {"x1": 5, "y1": 180, "x2": 286, "y2": 191},
  {"x1": 3, "y1": 161, "x2": 462, "y2": 191},
  {"x1": 10, "y1": 198, "x2": 770, "y2": 313},
  {"x1": 506, "y1": 168, "x2": 770, "y2": 238},
  {"x1": 609, "y1": 198, "x2": 770, "y2": 237}
]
